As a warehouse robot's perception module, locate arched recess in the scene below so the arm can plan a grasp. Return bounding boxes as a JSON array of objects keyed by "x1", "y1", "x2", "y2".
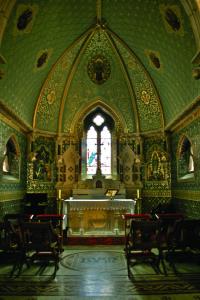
[
  {"x1": 177, "y1": 135, "x2": 195, "y2": 181},
  {"x1": 70, "y1": 99, "x2": 128, "y2": 180},
  {"x1": 70, "y1": 99, "x2": 127, "y2": 138},
  {"x1": 2, "y1": 134, "x2": 20, "y2": 181}
]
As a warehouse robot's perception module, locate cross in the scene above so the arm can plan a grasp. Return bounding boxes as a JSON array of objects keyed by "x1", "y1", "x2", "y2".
[{"x1": 95, "y1": 131, "x2": 104, "y2": 174}]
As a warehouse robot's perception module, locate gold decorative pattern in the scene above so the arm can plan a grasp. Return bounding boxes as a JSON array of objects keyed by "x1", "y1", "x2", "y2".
[
  {"x1": 112, "y1": 34, "x2": 164, "y2": 132},
  {"x1": 0, "y1": 190, "x2": 25, "y2": 201},
  {"x1": 34, "y1": 35, "x2": 86, "y2": 132},
  {"x1": 87, "y1": 54, "x2": 111, "y2": 84},
  {"x1": 143, "y1": 190, "x2": 171, "y2": 198},
  {"x1": 141, "y1": 90, "x2": 150, "y2": 105},
  {"x1": 173, "y1": 189, "x2": 200, "y2": 201},
  {"x1": 46, "y1": 90, "x2": 56, "y2": 105},
  {"x1": 62, "y1": 28, "x2": 136, "y2": 134}
]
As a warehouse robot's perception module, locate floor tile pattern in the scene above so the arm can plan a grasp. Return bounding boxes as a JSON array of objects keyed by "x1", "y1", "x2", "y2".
[{"x1": 0, "y1": 246, "x2": 200, "y2": 299}]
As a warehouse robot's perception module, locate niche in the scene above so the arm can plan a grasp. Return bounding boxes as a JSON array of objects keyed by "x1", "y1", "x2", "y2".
[
  {"x1": 2, "y1": 136, "x2": 20, "y2": 181},
  {"x1": 17, "y1": 8, "x2": 33, "y2": 30},
  {"x1": 177, "y1": 136, "x2": 194, "y2": 180}
]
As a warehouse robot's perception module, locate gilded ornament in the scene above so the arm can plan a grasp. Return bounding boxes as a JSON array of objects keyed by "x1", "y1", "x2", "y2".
[
  {"x1": 46, "y1": 90, "x2": 56, "y2": 105},
  {"x1": 87, "y1": 55, "x2": 111, "y2": 85},
  {"x1": 141, "y1": 90, "x2": 150, "y2": 105}
]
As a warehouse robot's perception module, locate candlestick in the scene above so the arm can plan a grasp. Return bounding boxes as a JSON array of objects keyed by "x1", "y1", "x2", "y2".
[
  {"x1": 58, "y1": 189, "x2": 61, "y2": 200},
  {"x1": 137, "y1": 189, "x2": 140, "y2": 199}
]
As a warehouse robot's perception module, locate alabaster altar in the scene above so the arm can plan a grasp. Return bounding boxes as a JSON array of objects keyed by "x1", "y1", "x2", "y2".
[{"x1": 63, "y1": 199, "x2": 135, "y2": 236}]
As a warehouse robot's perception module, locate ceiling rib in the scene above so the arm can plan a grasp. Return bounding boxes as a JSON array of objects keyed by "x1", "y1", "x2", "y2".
[
  {"x1": 105, "y1": 28, "x2": 140, "y2": 133},
  {"x1": 96, "y1": 0, "x2": 102, "y2": 24},
  {"x1": 58, "y1": 26, "x2": 97, "y2": 134}
]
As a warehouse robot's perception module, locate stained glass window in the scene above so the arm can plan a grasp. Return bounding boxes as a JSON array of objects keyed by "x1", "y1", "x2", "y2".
[
  {"x1": 93, "y1": 115, "x2": 104, "y2": 126},
  {"x1": 101, "y1": 126, "x2": 111, "y2": 174},
  {"x1": 87, "y1": 126, "x2": 97, "y2": 174},
  {"x1": 86, "y1": 116, "x2": 111, "y2": 176}
]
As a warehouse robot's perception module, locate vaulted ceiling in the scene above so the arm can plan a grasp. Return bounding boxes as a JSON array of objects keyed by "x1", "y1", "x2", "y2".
[{"x1": 0, "y1": 0, "x2": 199, "y2": 135}]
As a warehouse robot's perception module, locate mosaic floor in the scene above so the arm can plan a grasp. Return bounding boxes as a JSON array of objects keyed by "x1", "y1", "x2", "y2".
[{"x1": 0, "y1": 245, "x2": 200, "y2": 300}]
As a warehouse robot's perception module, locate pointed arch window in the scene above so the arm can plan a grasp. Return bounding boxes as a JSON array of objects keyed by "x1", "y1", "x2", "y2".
[
  {"x1": 2, "y1": 136, "x2": 20, "y2": 181},
  {"x1": 87, "y1": 126, "x2": 97, "y2": 175},
  {"x1": 178, "y1": 136, "x2": 194, "y2": 180},
  {"x1": 100, "y1": 126, "x2": 111, "y2": 175},
  {"x1": 86, "y1": 114, "x2": 112, "y2": 176}
]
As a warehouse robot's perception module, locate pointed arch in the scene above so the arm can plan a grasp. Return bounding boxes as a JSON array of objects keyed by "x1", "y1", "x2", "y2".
[
  {"x1": 177, "y1": 134, "x2": 194, "y2": 180},
  {"x1": 70, "y1": 98, "x2": 127, "y2": 138},
  {"x1": 2, "y1": 134, "x2": 20, "y2": 180}
]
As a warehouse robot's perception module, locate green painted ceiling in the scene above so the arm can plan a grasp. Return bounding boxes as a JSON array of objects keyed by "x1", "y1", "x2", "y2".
[{"x1": 0, "y1": 0, "x2": 199, "y2": 134}]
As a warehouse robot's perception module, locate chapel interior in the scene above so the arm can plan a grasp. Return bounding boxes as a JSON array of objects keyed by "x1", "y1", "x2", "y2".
[{"x1": 0, "y1": 0, "x2": 200, "y2": 298}]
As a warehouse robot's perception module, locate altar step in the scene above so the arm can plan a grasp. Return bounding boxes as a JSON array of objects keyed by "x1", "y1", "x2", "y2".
[{"x1": 64, "y1": 236, "x2": 125, "y2": 245}]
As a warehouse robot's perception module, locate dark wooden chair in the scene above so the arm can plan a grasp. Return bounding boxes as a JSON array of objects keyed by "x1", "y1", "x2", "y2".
[
  {"x1": 21, "y1": 221, "x2": 60, "y2": 278},
  {"x1": 0, "y1": 214, "x2": 28, "y2": 276},
  {"x1": 168, "y1": 219, "x2": 200, "y2": 273},
  {"x1": 34, "y1": 214, "x2": 67, "y2": 252},
  {"x1": 124, "y1": 219, "x2": 162, "y2": 278},
  {"x1": 122, "y1": 213, "x2": 151, "y2": 248},
  {"x1": 155, "y1": 213, "x2": 185, "y2": 274}
]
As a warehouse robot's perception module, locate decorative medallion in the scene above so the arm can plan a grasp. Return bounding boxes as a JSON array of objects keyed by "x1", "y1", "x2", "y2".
[
  {"x1": 141, "y1": 90, "x2": 150, "y2": 105},
  {"x1": 87, "y1": 55, "x2": 111, "y2": 85},
  {"x1": 165, "y1": 8, "x2": 180, "y2": 31},
  {"x1": 46, "y1": 90, "x2": 56, "y2": 105},
  {"x1": 34, "y1": 49, "x2": 52, "y2": 71},
  {"x1": 160, "y1": 5, "x2": 184, "y2": 36},
  {"x1": 37, "y1": 52, "x2": 48, "y2": 68},
  {"x1": 17, "y1": 9, "x2": 33, "y2": 30},
  {"x1": 14, "y1": 4, "x2": 38, "y2": 35},
  {"x1": 145, "y1": 50, "x2": 162, "y2": 71}
]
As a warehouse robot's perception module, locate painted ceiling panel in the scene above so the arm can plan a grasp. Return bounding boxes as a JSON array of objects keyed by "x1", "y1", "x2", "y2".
[
  {"x1": 0, "y1": 0, "x2": 199, "y2": 134},
  {"x1": 62, "y1": 30, "x2": 136, "y2": 134},
  {"x1": 35, "y1": 35, "x2": 86, "y2": 132},
  {"x1": 112, "y1": 35, "x2": 164, "y2": 132},
  {"x1": 103, "y1": 0, "x2": 199, "y2": 124},
  {"x1": 0, "y1": 0, "x2": 96, "y2": 125}
]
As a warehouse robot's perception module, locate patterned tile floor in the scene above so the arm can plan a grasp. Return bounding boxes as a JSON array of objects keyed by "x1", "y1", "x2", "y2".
[{"x1": 0, "y1": 245, "x2": 200, "y2": 300}]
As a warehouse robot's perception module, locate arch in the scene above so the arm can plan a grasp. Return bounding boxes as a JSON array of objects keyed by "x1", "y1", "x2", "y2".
[
  {"x1": 2, "y1": 134, "x2": 20, "y2": 180},
  {"x1": 73, "y1": 99, "x2": 123, "y2": 179},
  {"x1": 84, "y1": 108, "x2": 113, "y2": 176},
  {"x1": 177, "y1": 134, "x2": 194, "y2": 180},
  {"x1": 5, "y1": 134, "x2": 20, "y2": 156},
  {"x1": 70, "y1": 98, "x2": 128, "y2": 138}
]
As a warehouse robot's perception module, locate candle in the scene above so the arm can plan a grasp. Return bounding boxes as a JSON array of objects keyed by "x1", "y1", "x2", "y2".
[
  {"x1": 137, "y1": 189, "x2": 140, "y2": 199},
  {"x1": 58, "y1": 189, "x2": 61, "y2": 199}
]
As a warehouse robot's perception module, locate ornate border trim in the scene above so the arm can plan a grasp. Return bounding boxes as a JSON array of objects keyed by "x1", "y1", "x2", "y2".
[
  {"x1": 0, "y1": 100, "x2": 31, "y2": 133},
  {"x1": 0, "y1": 190, "x2": 25, "y2": 201},
  {"x1": 173, "y1": 189, "x2": 200, "y2": 201},
  {"x1": 143, "y1": 190, "x2": 171, "y2": 198},
  {"x1": 166, "y1": 96, "x2": 200, "y2": 132}
]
